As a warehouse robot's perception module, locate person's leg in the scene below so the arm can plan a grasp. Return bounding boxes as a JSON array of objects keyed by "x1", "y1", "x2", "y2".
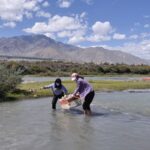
[
  {"x1": 83, "y1": 91, "x2": 95, "y2": 115},
  {"x1": 83, "y1": 100, "x2": 92, "y2": 115},
  {"x1": 52, "y1": 95, "x2": 59, "y2": 110},
  {"x1": 52, "y1": 93, "x2": 64, "y2": 110}
]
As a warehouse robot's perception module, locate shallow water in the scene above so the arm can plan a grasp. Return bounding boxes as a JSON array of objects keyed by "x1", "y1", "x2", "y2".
[
  {"x1": 0, "y1": 92, "x2": 150, "y2": 150},
  {"x1": 22, "y1": 76, "x2": 142, "y2": 83}
]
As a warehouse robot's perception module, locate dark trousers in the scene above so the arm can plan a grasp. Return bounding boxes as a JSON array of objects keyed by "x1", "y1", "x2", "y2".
[
  {"x1": 52, "y1": 93, "x2": 64, "y2": 109},
  {"x1": 83, "y1": 91, "x2": 95, "y2": 111}
]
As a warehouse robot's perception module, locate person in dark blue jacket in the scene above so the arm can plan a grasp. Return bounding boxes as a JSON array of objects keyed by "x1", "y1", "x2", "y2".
[{"x1": 43, "y1": 78, "x2": 68, "y2": 110}]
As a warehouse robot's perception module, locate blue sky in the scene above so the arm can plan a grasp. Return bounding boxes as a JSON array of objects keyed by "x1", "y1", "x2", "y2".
[{"x1": 0, "y1": 0, "x2": 150, "y2": 59}]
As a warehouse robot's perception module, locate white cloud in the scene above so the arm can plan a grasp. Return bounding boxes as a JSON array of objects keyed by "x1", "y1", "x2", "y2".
[
  {"x1": 57, "y1": 0, "x2": 73, "y2": 8},
  {"x1": 37, "y1": 0, "x2": 44, "y2": 3},
  {"x1": 102, "y1": 40, "x2": 150, "y2": 60},
  {"x1": 23, "y1": 1, "x2": 37, "y2": 10},
  {"x1": 24, "y1": 16, "x2": 131, "y2": 44},
  {"x1": 0, "y1": 0, "x2": 46, "y2": 23},
  {"x1": 24, "y1": 11, "x2": 33, "y2": 19},
  {"x1": 0, "y1": 0, "x2": 23, "y2": 22},
  {"x1": 68, "y1": 36, "x2": 85, "y2": 44},
  {"x1": 130, "y1": 28, "x2": 135, "y2": 32},
  {"x1": 122, "y1": 41, "x2": 150, "y2": 59},
  {"x1": 80, "y1": 12, "x2": 87, "y2": 18},
  {"x1": 44, "y1": 32, "x2": 56, "y2": 39},
  {"x1": 47, "y1": 15, "x2": 86, "y2": 31},
  {"x1": 87, "y1": 21, "x2": 112, "y2": 42},
  {"x1": 23, "y1": 14, "x2": 87, "y2": 44},
  {"x1": 92, "y1": 21, "x2": 112, "y2": 35},
  {"x1": 113, "y1": 33, "x2": 126, "y2": 40},
  {"x1": 129, "y1": 34, "x2": 138, "y2": 40},
  {"x1": 134, "y1": 22, "x2": 140, "y2": 26},
  {"x1": 57, "y1": 29, "x2": 86, "y2": 44},
  {"x1": 144, "y1": 24, "x2": 150, "y2": 28},
  {"x1": 57, "y1": 31, "x2": 72, "y2": 38},
  {"x1": 36, "y1": 11, "x2": 51, "y2": 18},
  {"x1": 87, "y1": 35, "x2": 111, "y2": 42},
  {"x1": 82, "y1": 0, "x2": 93, "y2": 5},
  {"x1": 140, "y1": 40, "x2": 150, "y2": 50},
  {"x1": 140, "y1": 32, "x2": 150, "y2": 39},
  {"x1": 68, "y1": 29, "x2": 87, "y2": 44},
  {"x1": 144, "y1": 15, "x2": 150, "y2": 19},
  {"x1": 24, "y1": 22, "x2": 48, "y2": 33},
  {"x1": 3, "y1": 22, "x2": 16, "y2": 28},
  {"x1": 42, "y1": 1, "x2": 49, "y2": 7}
]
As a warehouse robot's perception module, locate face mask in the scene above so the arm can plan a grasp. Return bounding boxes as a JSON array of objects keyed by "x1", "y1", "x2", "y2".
[
  {"x1": 71, "y1": 77, "x2": 76, "y2": 81},
  {"x1": 56, "y1": 83, "x2": 60, "y2": 86}
]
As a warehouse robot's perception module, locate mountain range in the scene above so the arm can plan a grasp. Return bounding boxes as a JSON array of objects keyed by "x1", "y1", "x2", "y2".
[{"x1": 0, "y1": 34, "x2": 149, "y2": 65}]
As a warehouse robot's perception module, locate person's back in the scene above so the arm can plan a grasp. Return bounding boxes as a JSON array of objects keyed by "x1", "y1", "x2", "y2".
[
  {"x1": 71, "y1": 73, "x2": 95, "y2": 115},
  {"x1": 74, "y1": 77, "x2": 93, "y2": 99}
]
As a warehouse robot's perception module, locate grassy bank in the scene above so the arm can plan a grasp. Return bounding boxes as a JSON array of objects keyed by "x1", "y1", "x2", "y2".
[{"x1": 8, "y1": 79, "x2": 150, "y2": 100}]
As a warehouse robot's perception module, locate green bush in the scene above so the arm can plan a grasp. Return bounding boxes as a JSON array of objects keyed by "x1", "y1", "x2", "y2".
[
  {"x1": 0, "y1": 64, "x2": 22, "y2": 99},
  {"x1": 0, "y1": 60, "x2": 150, "y2": 76}
]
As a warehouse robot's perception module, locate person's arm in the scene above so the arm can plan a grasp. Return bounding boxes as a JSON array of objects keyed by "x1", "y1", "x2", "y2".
[
  {"x1": 73, "y1": 80, "x2": 82, "y2": 96},
  {"x1": 43, "y1": 83, "x2": 53, "y2": 89},
  {"x1": 67, "y1": 93, "x2": 80, "y2": 103},
  {"x1": 62, "y1": 85, "x2": 68, "y2": 95}
]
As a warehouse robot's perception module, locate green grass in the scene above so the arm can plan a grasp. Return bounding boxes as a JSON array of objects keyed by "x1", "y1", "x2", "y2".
[
  {"x1": 14, "y1": 81, "x2": 77, "y2": 99},
  {"x1": 8, "y1": 80, "x2": 150, "y2": 100},
  {"x1": 91, "y1": 80, "x2": 150, "y2": 91}
]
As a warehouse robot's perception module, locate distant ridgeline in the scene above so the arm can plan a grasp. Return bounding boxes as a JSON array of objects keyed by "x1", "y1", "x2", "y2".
[{"x1": 0, "y1": 34, "x2": 149, "y2": 65}]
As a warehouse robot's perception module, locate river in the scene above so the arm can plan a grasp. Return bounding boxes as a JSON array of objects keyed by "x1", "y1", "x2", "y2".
[
  {"x1": 0, "y1": 92, "x2": 150, "y2": 150},
  {"x1": 22, "y1": 75, "x2": 143, "y2": 83}
]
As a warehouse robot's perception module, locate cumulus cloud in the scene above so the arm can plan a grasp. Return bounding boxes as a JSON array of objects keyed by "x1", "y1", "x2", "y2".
[
  {"x1": 68, "y1": 36, "x2": 85, "y2": 44},
  {"x1": 121, "y1": 40, "x2": 150, "y2": 59},
  {"x1": 140, "y1": 32, "x2": 150, "y2": 39},
  {"x1": 102, "y1": 40, "x2": 150, "y2": 60},
  {"x1": 57, "y1": 31, "x2": 72, "y2": 38},
  {"x1": 3, "y1": 22, "x2": 16, "y2": 28},
  {"x1": 24, "y1": 11, "x2": 33, "y2": 19},
  {"x1": 36, "y1": 11, "x2": 51, "y2": 18},
  {"x1": 82, "y1": 0, "x2": 93, "y2": 5},
  {"x1": 113, "y1": 33, "x2": 126, "y2": 40},
  {"x1": 57, "y1": 0, "x2": 73, "y2": 8},
  {"x1": 0, "y1": 0, "x2": 47, "y2": 23},
  {"x1": 24, "y1": 15, "x2": 130, "y2": 44},
  {"x1": 87, "y1": 34, "x2": 111, "y2": 42},
  {"x1": 92, "y1": 21, "x2": 112, "y2": 35},
  {"x1": 87, "y1": 21, "x2": 113, "y2": 42},
  {"x1": 23, "y1": 13, "x2": 87, "y2": 44},
  {"x1": 42, "y1": 1, "x2": 49, "y2": 7},
  {"x1": 129, "y1": 34, "x2": 138, "y2": 40},
  {"x1": 37, "y1": 0, "x2": 44, "y2": 3}
]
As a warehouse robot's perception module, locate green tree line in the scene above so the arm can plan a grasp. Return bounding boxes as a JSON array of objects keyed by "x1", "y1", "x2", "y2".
[{"x1": 1, "y1": 60, "x2": 150, "y2": 76}]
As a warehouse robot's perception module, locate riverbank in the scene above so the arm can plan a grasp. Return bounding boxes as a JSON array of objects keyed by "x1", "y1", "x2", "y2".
[{"x1": 7, "y1": 79, "x2": 150, "y2": 100}]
